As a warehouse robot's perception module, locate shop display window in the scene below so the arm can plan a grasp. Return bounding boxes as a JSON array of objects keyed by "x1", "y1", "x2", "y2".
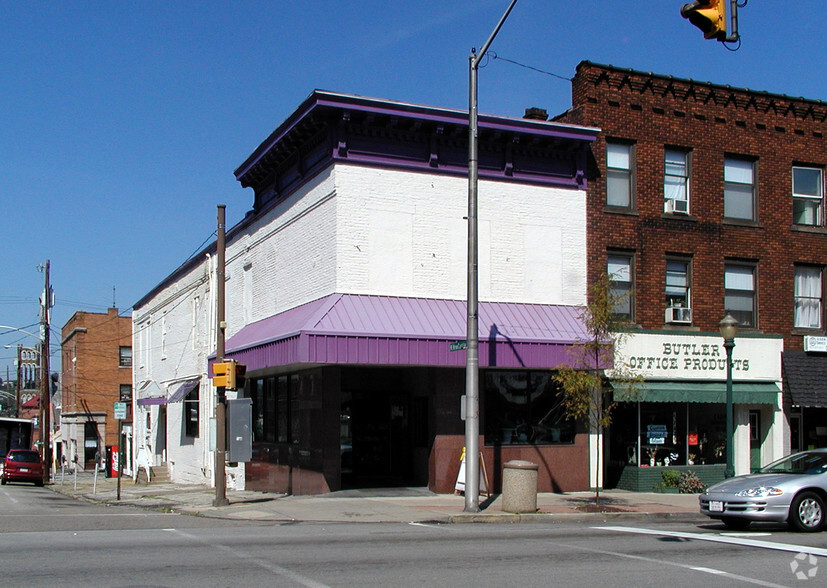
[
  {"x1": 617, "y1": 401, "x2": 729, "y2": 467},
  {"x1": 483, "y1": 371, "x2": 574, "y2": 445}
]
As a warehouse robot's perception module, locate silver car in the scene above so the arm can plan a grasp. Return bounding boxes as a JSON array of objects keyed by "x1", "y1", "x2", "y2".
[{"x1": 699, "y1": 449, "x2": 827, "y2": 532}]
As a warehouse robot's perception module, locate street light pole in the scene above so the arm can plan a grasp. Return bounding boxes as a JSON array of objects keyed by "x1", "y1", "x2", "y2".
[
  {"x1": 40, "y1": 259, "x2": 52, "y2": 484},
  {"x1": 465, "y1": 0, "x2": 518, "y2": 513},
  {"x1": 719, "y1": 314, "x2": 738, "y2": 479}
]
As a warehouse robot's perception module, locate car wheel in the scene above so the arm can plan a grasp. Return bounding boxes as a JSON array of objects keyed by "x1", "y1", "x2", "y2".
[
  {"x1": 721, "y1": 517, "x2": 751, "y2": 531},
  {"x1": 788, "y1": 491, "x2": 825, "y2": 532},
  {"x1": 35, "y1": 479, "x2": 44, "y2": 487},
  {"x1": 0, "y1": 477, "x2": 5, "y2": 485}
]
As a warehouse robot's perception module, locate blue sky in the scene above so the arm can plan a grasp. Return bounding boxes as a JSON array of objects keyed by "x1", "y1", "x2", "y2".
[{"x1": 1, "y1": 1, "x2": 825, "y2": 380}]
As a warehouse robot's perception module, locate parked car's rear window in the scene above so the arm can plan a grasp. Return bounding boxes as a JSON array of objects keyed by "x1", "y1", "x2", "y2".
[{"x1": 6, "y1": 451, "x2": 41, "y2": 463}]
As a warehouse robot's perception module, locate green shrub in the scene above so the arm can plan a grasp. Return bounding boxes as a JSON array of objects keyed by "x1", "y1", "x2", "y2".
[
  {"x1": 661, "y1": 469, "x2": 681, "y2": 487},
  {"x1": 678, "y1": 470, "x2": 707, "y2": 494}
]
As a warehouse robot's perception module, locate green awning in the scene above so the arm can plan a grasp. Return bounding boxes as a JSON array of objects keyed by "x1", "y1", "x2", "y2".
[{"x1": 612, "y1": 381, "x2": 781, "y2": 404}]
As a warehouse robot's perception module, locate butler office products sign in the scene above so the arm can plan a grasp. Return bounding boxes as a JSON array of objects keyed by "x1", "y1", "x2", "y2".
[{"x1": 611, "y1": 332, "x2": 783, "y2": 381}]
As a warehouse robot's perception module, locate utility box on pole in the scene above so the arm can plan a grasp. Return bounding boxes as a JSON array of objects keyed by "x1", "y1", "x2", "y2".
[{"x1": 226, "y1": 397, "x2": 252, "y2": 463}]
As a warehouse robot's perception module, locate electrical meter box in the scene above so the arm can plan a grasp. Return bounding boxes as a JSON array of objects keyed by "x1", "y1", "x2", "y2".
[{"x1": 226, "y1": 397, "x2": 253, "y2": 463}]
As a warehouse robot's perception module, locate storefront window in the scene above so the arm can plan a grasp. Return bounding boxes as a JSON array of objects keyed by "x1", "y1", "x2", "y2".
[
  {"x1": 484, "y1": 371, "x2": 574, "y2": 445},
  {"x1": 616, "y1": 401, "x2": 728, "y2": 467},
  {"x1": 639, "y1": 403, "x2": 685, "y2": 466},
  {"x1": 687, "y1": 403, "x2": 726, "y2": 465}
]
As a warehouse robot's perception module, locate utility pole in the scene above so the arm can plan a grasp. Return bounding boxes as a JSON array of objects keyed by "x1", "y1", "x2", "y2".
[
  {"x1": 40, "y1": 259, "x2": 52, "y2": 484},
  {"x1": 15, "y1": 345, "x2": 21, "y2": 418},
  {"x1": 464, "y1": 0, "x2": 518, "y2": 514},
  {"x1": 213, "y1": 205, "x2": 229, "y2": 506}
]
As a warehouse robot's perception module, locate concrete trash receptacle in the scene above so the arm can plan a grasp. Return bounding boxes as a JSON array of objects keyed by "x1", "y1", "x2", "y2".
[{"x1": 501, "y1": 460, "x2": 539, "y2": 513}]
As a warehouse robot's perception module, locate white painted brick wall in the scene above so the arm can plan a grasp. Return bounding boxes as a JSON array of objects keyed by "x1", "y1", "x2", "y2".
[{"x1": 334, "y1": 165, "x2": 586, "y2": 304}]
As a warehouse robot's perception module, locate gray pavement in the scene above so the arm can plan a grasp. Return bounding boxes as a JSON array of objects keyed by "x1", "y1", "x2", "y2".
[{"x1": 45, "y1": 470, "x2": 706, "y2": 524}]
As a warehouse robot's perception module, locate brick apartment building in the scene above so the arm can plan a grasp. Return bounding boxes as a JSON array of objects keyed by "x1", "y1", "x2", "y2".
[
  {"x1": 554, "y1": 61, "x2": 827, "y2": 489},
  {"x1": 60, "y1": 308, "x2": 132, "y2": 471}
]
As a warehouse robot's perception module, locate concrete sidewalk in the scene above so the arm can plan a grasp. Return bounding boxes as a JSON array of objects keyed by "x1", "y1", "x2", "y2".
[{"x1": 47, "y1": 471, "x2": 704, "y2": 524}]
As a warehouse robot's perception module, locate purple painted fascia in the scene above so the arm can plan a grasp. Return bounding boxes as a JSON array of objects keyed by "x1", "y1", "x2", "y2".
[{"x1": 223, "y1": 294, "x2": 595, "y2": 372}]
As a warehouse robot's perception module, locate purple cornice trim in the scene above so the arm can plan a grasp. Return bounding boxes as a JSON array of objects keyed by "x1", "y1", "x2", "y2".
[{"x1": 235, "y1": 90, "x2": 598, "y2": 185}]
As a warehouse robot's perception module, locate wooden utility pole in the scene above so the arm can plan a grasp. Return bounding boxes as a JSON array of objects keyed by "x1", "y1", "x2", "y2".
[{"x1": 213, "y1": 205, "x2": 229, "y2": 506}]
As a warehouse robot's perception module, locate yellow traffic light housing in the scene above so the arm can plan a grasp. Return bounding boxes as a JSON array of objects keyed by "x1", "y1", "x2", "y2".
[
  {"x1": 681, "y1": 0, "x2": 727, "y2": 41},
  {"x1": 212, "y1": 360, "x2": 246, "y2": 390},
  {"x1": 212, "y1": 361, "x2": 231, "y2": 388}
]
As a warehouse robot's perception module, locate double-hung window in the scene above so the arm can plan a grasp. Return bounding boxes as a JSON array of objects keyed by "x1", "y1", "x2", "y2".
[
  {"x1": 793, "y1": 167, "x2": 824, "y2": 226},
  {"x1": 725, "y1": 263, "x2": 756, "y2": 327},
  {"x1": 607, "y1": 253, "x2": 634, "y2": 320},
  {"x1": 794, "y1": 266, "x2": 823, "y2": 329},
  {"x1": 184, "y1": 385, "x2": 199, "y2": 438},
  {"x1": 665, "y1": 259, "x2": 691, "y2": 323},
  {"x1": 606, "y1": 142, "x2": 633, "y2": 208},
  {"x1": 119, "y1": 346, "x2": 132, "y2": 367},
  {"x1": 724, "y1": 158, "x2": 756, "y2": 221},
  {"x1": 664, "y1": 150, "x2": 689, "y2": 214}
]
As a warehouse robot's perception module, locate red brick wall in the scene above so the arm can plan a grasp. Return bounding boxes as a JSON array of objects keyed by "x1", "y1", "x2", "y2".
[
  {"x1": 61, "y1": 308, "x2": 132, "y2": 447},
  {"x1": 556, "y1": 61, "x2": 827, "y2": 350}
]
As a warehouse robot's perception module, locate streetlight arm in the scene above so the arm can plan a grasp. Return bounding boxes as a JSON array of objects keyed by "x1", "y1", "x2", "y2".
[
  {"x1": 0, "y1": 325, "x2": 42, "y2": 341},
  {"x1": 472, "y1": 0, "x2": 519, "y2": 67}
]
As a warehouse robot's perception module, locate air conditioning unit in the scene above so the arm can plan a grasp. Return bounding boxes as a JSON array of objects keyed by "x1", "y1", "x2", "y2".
[
  {"x1": 665, "y1": 198, "x2": 689, "y2": 214},
  {"x1": 665, "y1": 306, "x2": 692, "y2": 324}
]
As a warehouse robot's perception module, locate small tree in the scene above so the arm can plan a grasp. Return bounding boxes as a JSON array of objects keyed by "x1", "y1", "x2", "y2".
[{"x1": 553, "y1": 272, "x2": 639, "y2": 504}]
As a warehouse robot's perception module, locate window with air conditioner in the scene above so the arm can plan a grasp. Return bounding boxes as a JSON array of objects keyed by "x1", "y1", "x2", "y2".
[
  {"x1": 665, "y1": 259, "x2": 691, "y2": 324},
  {"x1": 664, "y1": 149, "x2": 689, "y2": 215}
]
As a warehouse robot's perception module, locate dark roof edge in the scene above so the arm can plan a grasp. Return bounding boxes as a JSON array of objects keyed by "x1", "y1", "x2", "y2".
[{"x1": 577, "y1": 60, "x2": 827, "y2": 107}]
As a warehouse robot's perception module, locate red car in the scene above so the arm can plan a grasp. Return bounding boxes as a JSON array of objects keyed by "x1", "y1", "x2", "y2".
[{"x1": 1, "y1": 449, "x2": 45, "y2": 486}]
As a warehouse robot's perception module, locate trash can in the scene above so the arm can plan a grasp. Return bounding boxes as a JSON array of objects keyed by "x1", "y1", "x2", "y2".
[{"x1": 502, "y1": 460, "x2": 539, "y2": 513}]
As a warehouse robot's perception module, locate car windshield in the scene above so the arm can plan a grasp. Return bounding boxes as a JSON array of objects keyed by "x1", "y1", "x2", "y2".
[
  {"x1": 760, "y1": 451, "x2": 827, "y2": 475},
  {"x1": 7, "y1": 451, "x2": 40, "y2": 463}
]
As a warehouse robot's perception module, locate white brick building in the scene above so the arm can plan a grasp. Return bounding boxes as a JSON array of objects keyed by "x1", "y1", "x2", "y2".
[{"x1": 132, "y1": 92, "x2": 600, "y2": 493}]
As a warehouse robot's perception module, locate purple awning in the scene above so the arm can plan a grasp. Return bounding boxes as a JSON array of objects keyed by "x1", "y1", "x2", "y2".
[
  {"x1": 222, "y1": 294, "x2": 591, "y2": 372},
  {"x1": 136, "y1": 380, "x2": 166, "y2": 406},
  {"x1": 168, "y1": 379, "x2": 200, "y2": 403}
]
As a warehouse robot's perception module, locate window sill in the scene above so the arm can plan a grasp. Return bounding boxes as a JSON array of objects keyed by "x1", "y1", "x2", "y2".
[
  {"x1": 603, "y1": 206, "x2": 639, "y2": 216},
  {"x1": 661, "y1": 213, "x2": 699, "y2": 222},
  {"x1": 791, "y1": 328, "x2": 826, "y2": 336},
  {"x1": 791, "y1": 224, "x2": 827, "y2": 235},
  {"x1": 662, "y1": 324, "x2": 701, "y2": 331},
  {"x1": 723, "y1": 218, "x2": 764, "y2": 229}
]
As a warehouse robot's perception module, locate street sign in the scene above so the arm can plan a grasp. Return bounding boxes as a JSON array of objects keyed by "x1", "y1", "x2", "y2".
[
  {"x1": 450, "y1": 340, "x2": 467, "y2": 351},
  {"x1": 114, "y1": 402, "x2": 128, "y2": 420}
]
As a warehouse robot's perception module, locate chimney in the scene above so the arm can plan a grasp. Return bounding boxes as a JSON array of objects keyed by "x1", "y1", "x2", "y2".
[{"x1": 523, "y1": 107, "x2": 548, "y2": 121}]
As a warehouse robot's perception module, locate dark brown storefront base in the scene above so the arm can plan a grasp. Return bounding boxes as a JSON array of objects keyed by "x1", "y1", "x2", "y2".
[
  {"x1": 615, "y1": 464, "x2": 726, "y2": 492},
  {"x1": 429, "y1": 434, "x2": 590, "y2": 494}
]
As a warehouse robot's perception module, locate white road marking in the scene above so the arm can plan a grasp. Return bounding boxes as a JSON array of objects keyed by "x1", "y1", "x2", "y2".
[
  {"x1": 165, "y1": 528, "x2": 332, "y2": 588},
  {"x1": 595, "y1": 525, "x2": 827, "y2": 558},
  {"x1": 555, "y1": 539, "x2": 788, "y2": 588}
]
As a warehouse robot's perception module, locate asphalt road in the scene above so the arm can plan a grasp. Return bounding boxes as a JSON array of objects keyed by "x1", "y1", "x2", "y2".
[{"x1": 2, "y1": 483, "x2": 826, "y2": 587}]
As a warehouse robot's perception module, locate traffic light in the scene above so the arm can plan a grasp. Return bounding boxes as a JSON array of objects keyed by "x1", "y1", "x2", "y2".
[
  {"x1": 212, "y1": 361, "x2": 231, "y2": 388},
  {"x1": 232, "y1": 363, "x2": 247, "y2": 391},
  {"x1": 681, "y1": 0, "x2": 727, "y2": 41},
  {"x1": 211, "y1": 361, "x2": 246, "y2": 390}
]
